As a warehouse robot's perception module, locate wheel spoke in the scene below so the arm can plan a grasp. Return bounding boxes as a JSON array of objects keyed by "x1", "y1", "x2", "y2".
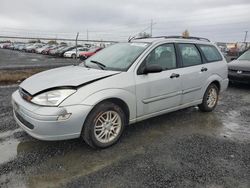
[
  {"x1": 95, "y1": 126, "x2": 103, "y2": 131},
  {"x1": 99, "y1": 116, "x2": 106, "y2": 124},
  {"x1": 97, "y1": 130, "x2": 106, "y2": 139},
  {"x1": 111, "y1": 114, "x2": 118, "y2": 123}
]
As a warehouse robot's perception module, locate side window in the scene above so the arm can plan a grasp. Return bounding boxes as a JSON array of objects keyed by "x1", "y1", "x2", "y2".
[
  {"x1": 145, "y1": 43, "x2": 177, "y2": 70},
  {"x1": 179, "y1": 44, "x2": 202, "y2": 67},
  {"x1": 198, "y1": 45, "x2": 222, "y2": 62}
]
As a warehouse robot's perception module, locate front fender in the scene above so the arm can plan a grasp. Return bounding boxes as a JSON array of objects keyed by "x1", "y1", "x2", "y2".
[{"x1": 81, "y1": 89, "x2": 137, "y2": 121}]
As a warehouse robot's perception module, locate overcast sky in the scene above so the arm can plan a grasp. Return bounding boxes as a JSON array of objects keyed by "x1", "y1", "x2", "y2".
[{"x1": 0, "y1": 0, "x2": 249, "y2": 42}]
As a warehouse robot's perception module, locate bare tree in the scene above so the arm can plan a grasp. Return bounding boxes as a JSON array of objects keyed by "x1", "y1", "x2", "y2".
[
  {"x1": 182, "y1": 30, "x2": 190, "y2": 38},
  {"x1": 138, "y1": 32, "x2": 151, "y2": 38}
]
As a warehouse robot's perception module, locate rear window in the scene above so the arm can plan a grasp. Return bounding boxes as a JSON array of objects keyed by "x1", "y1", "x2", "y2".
[{"x1": 198, "y1": 45, "x2": 222, "y2": 62}]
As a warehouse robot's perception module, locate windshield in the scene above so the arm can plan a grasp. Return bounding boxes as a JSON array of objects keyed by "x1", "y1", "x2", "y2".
[
  {"x1": 238, "y1": 50, "x2": 250, "y2": 61},
  {"x1": 82, "y1": 42, "x2": 150, "y2": 71}
]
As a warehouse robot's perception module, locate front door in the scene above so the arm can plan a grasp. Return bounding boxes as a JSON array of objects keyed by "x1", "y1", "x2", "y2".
[{"x1": 135, "y1": 43, "x2": 182, "y2": 118}]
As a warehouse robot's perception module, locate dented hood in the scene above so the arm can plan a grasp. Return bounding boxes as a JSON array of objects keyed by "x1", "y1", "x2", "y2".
[{"x1": 20, "y1": 65, "x2": 120, "y2": 95}]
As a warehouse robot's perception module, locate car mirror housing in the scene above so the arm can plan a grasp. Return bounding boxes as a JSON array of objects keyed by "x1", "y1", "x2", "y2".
[{"x1": 142, "y1": 64, "x2": 163, "y2": 74}]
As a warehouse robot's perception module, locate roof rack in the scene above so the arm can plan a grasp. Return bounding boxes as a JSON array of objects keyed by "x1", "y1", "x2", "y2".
[{"x1": 130, "y1": 36, "x2": 210, "y2": 42}]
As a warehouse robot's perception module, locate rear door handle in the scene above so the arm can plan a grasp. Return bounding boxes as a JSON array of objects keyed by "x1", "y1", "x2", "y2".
[
  {"x1": 201, "y1": 67, "x2": 208, "y2": 72},
  {"x1": 170, "y1": 73, "x2": 180, "y2": 79}
]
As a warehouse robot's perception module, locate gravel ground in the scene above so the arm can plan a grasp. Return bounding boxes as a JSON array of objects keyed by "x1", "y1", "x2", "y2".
[{"x1": 0, "y1": 84, "x2": 249, "y2": 188}]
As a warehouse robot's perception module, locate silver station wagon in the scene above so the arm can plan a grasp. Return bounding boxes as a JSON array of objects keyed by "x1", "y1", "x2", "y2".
[{"x1": 12, "y1": 36, "x2": 228, "y2": 148}]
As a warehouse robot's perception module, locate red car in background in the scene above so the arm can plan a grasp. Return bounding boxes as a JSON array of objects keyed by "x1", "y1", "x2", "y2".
[{"x1": 79, "y1": 47, "x2": 103, "y2": 60}]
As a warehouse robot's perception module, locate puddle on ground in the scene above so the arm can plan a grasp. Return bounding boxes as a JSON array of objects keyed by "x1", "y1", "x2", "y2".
[
  {"x1": 0, "y1": 138, "x2": 20, "y2": 164},
  {"x1": 221, "y1": 110, "x2": 250, "y2": 141}
]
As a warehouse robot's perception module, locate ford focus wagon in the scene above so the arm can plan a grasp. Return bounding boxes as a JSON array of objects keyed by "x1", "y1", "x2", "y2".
[{"x1": 12, "y1": 36, "x2": 228, "y2": 148}]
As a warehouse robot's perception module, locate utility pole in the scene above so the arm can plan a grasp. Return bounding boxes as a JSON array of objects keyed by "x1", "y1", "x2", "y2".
[
  {"x1": 75, "y1": 32, "x2": 79, "y2": 62},
  {"x1": 244, "y1": 31, "x2": 248, "y2": 50},
  {"x1": 150, "y1": 20, "x2": 153, "y2": 37},
  {"x1": 150, "y1": 20, "x2": 157, "y2": 37},
  {"x1": 87, "y1": 29, "x2": 89, "y2": 41}
]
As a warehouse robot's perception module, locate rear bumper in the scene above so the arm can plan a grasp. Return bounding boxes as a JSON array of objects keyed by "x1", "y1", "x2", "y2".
[
  {"x1": 12, "y1": 90, "x2": 93, "y2": 141},
  {"x1": 220, "y1": 78, "x2": 229, "y2": 92}
]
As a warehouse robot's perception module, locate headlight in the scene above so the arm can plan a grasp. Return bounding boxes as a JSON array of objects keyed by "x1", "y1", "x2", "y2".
[{"x1": 31, "y1": 89, "x2": 76, "y2": 106}]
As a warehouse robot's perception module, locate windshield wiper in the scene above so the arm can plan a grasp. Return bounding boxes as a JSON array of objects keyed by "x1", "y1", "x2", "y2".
[{"x1": 90, "y1": 60, "x2": 106, "y2": 70}]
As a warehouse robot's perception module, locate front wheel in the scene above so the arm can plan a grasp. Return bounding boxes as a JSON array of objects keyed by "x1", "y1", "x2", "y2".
[
  {"x1": 82, "y1": 102, "x2": 126, "y2": 148},
  {"x1": 198, "y1": 83, "x2": 219, "y2": 112},
  {"x1": 71, "y1": 54, "x2": 76, "y2": 59}
]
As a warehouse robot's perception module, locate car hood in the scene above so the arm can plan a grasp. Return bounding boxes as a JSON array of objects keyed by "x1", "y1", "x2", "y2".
[
  {"x1": 228, "y1": 60, "x2": 250, "y2": 71},
  {"x1": 20, "y1": 66, "x2": 120, "y2": 95}
]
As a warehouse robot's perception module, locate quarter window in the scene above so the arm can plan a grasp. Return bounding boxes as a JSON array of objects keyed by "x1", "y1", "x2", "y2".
[
  {"x1": 199, "y1": 45, "x2": 222, "y2": 62},
  {"x1": 179, "y1": 44, "x2": 202, "y2": 67},
  {"x1": 144, "y1": 43, "x2": 177, "y2": 70}
]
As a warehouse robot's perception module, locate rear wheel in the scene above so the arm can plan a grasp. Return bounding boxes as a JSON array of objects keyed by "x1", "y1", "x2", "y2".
[
  {"x1": 82, "y1": 102, "x2": 126, "y2": 148},
  {"x1": 198, "y1": 83, "x2": 219, "y2": 112}
]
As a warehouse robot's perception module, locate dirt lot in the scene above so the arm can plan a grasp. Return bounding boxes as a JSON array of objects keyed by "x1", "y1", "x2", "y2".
[{"x1": 0, "y1": 51, "x2": 249, "y2": 188}]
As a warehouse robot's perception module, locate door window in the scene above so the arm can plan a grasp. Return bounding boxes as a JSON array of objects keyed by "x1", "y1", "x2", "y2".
[
  {"x1": 144, "y1": 43, "x2": 177, "y2": 70},
  {"x1": 179, "y1": 44, "x2": 202, "y2": 67}
]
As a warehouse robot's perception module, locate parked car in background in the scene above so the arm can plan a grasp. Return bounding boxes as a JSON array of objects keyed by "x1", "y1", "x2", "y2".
[
  {"x1": 17, "y1": 44, "x2": 27, "y2": 51},
  {"x1": 45, "y1": 45, "x2": 65, "y2": 55},
  {"x1": 35, "y1": 44, "x2": 52, "y2": 53},
  {"x1": 41, "y1": 45, "x2": 57, "y2": 55},
  {"x1": 79, "y1": 47, "x2": 103, "y2": 60},
  {"x1": 12, "y1": 36, "x2": 228, "y2": 148},
  {"x1": 49, "y1": 45, "x2": 68, "y2": 56},
  {"x1": 228, "y1": 50, "x2": 250, "y2": 84},
  {"x1": 0, "y1": 43, "x2": 11, "y2": 49},
  {"x1": 13, "y1": 43, "x2": 24, "y2": 50},
  {"x1": 26, "y1": 43, "x2": 45, "y2": 53},
  {"x1": 54, "y1": 45, "x2": 83, "y2": 57},
  {"x1": 63, "y1": 47, "x2": 89, "y2": 58},
  {"x1": 22, "y1": 43, "x2": 35, "y2": 52}
]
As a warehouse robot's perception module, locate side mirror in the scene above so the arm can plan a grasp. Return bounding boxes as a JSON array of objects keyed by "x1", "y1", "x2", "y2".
[{"x1": 142, "y1": 64, "x2": 163, "y2": 74}]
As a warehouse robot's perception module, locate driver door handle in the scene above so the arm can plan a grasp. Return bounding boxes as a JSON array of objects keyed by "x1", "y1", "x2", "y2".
[
  {"x1": 201, "y1": 67, "x2": 208, "y2": 72},
  {"x1": 170, "y1": 73, "x2": 180, "y2": 79}
]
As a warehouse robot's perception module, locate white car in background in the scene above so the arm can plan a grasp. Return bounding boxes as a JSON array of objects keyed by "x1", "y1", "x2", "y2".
[
  {"x1": 35, "y1": 44, "x2": 53, "y2": 54},
  {"x1": 64, "y1": 47, "x2": 89, "y2": 58}
]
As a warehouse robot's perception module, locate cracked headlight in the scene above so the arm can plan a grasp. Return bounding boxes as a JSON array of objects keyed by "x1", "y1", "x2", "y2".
[{"x1": 31, "y1": 89, "x2": 76, "y2": 106}]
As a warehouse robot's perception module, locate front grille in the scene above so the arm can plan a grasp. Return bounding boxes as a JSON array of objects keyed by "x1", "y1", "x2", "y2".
[
  {"x1": 15, "y1": 110, "x2": 34, "y2": 129},
  {"x1": 19, "y1": 87, "x2": 33, "y2": 101}
]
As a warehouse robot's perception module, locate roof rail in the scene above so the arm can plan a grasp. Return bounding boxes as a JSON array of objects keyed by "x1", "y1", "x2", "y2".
[{"x1": 131, "y1": 36, "x2": 210, "y2": 42}]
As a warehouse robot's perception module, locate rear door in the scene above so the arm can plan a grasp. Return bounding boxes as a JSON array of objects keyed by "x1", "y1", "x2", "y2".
[{"x1": 177, "y1": 43, "x2": 207, "y2": 104}]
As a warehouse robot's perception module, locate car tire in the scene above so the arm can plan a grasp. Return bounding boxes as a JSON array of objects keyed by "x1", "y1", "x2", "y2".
[
  {"x1": 71, "y1": 54, "x2": 76, "y2": 59},
  {"x1": 198, "y1": 83, "x2": 219, "y2": 112},
  {"x1": 82, "y1": 101, "x2": 126, "y2": 149}
]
